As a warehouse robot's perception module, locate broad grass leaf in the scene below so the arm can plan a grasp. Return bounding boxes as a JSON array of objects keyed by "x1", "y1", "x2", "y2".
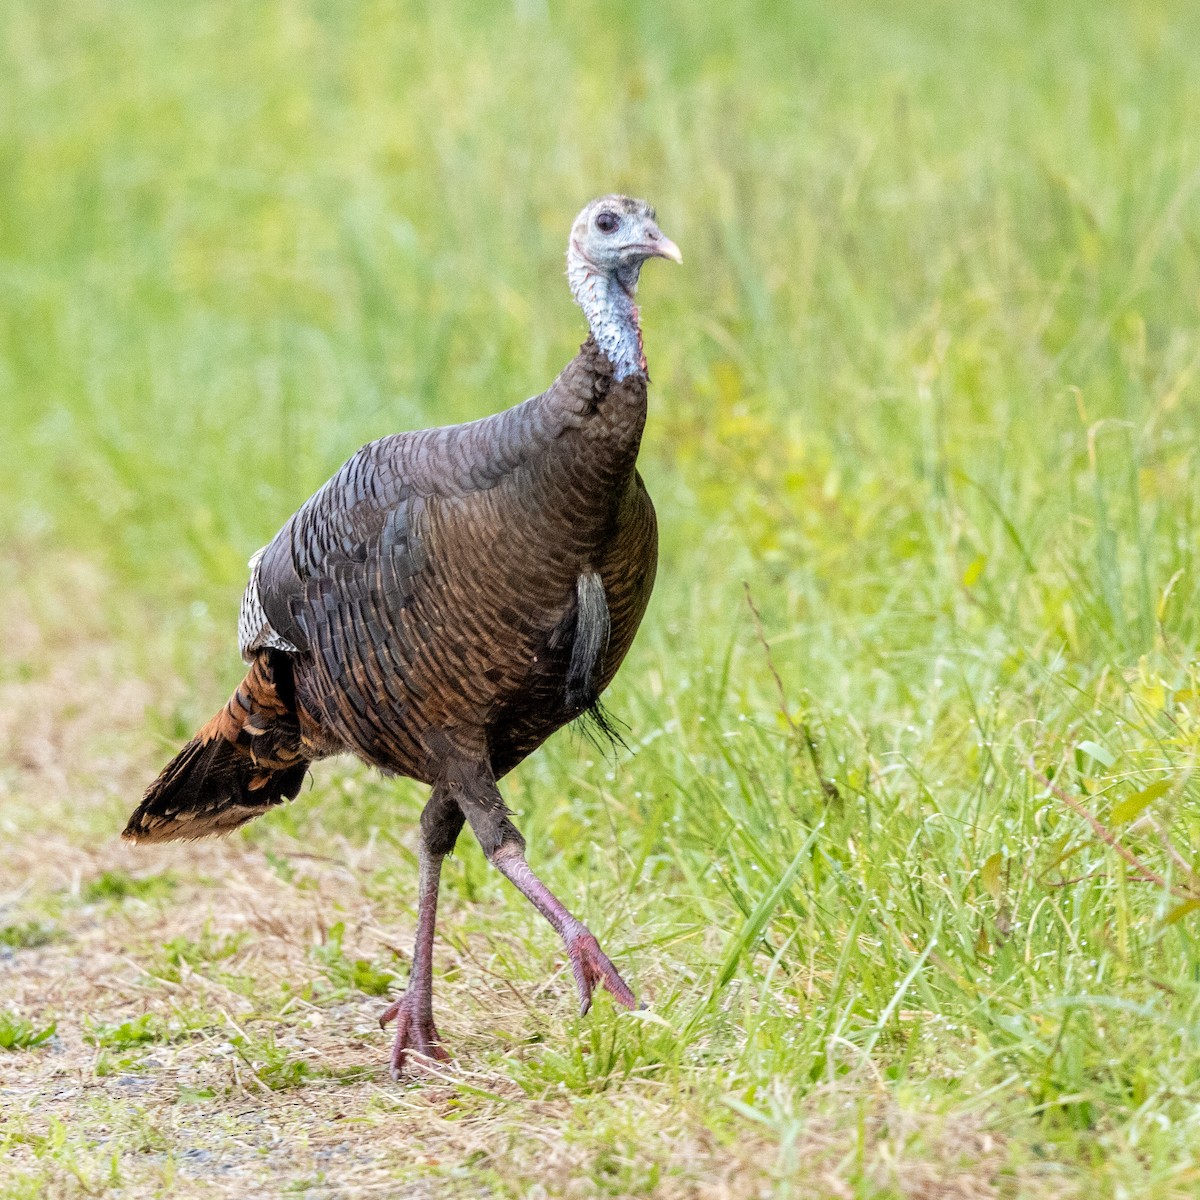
[
  {"x1": 1110, "y1": 779, "x2": 1172, "y2": 824},
  {"x1": 712, "y1": 823, "x2": 822, "y2": 994},
  {"x1": 981, "y1": 852, "x2": 1004, "y2": 901},
  {"x1": 1163, "y1": 898, "x2": 1200, "y2": 926},
  {"x1": 1077, "y1": 740, "x2": 1115, "y2": 768},
  {"x1": 620, "y1": 1009, "x2": 676, "y2": 1032}
]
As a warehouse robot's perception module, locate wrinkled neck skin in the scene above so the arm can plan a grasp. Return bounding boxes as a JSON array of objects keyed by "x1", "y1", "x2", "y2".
[{"x1": 568, "y1": 247, "x2": 646, "y2": 382}]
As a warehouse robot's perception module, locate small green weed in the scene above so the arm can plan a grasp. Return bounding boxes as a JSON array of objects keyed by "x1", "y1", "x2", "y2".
[
  {"x1": 282, "y1": 1177, "x2": 331, "y2": 1195},
  {"x1": 148, "y1": 927, "x2": 250, "y2": 983},
  {"x1": 264, "y1": 850, "x2": 297, "y2": 884},
  {"x1": 80, "y1": 871, "x2": 178, "y2": 905},
  {"x1": 0, "y1": 1012, "x2": 56, "y2": 1052},
  {"x1": 229, "y1": 1031, "x2": 311, "y2": 1091},
  {"x1": 85, "y1": 1013, "x2": 169, "y2": 1050},
  {"x1": 0, "y1": 921, "x2": 61, "y2": 949},
  {"x1": 162, "y1": 929, "x2": 247, "y2": 968},
  {"x1": 310, "y1": 922, "x2": 397, "y2": 997}
]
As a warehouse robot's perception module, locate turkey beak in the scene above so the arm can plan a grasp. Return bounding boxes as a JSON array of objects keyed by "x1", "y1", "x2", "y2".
[{"x1": 643, "y1": 223, "x2": 683, "y2": 264}]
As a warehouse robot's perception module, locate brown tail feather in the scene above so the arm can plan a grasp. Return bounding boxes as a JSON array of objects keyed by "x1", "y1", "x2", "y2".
[{"x1": 124, "y1": 651, "x2": 310, "y2": 844}]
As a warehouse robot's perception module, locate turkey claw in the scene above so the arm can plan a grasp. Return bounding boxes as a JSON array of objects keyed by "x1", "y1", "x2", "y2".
[{"x1": 566, "y1": 930, "x2": 637, "y2": 1015}]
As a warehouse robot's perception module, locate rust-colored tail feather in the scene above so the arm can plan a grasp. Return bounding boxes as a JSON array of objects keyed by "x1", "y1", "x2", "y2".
[{"x1": 124, "y1": 651, "x2": 310, "y2": 844}]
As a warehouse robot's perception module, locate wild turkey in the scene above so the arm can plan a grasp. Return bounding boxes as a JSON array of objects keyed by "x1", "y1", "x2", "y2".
[{"x1": 124, "y1": 194, "x2": 681, "y2": 1076}]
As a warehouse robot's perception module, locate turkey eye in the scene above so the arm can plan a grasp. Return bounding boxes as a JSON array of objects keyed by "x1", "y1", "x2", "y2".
[{"x1": 595, "y1": 212, "x2": 619, "y2": 234}]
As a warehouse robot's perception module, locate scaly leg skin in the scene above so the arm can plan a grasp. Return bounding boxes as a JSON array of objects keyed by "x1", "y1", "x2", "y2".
[
  {"x1": 491, "y1": 841, "x2": 637, "y2": 1014},
  {"x1": 381, "y1": 791, "x2": 464, "y2": 1078}
]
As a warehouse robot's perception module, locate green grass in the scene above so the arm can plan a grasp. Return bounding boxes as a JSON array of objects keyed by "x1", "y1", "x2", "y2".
[{"x1": 4, "y1": 0, "x2": 1200, "y2": 1195}]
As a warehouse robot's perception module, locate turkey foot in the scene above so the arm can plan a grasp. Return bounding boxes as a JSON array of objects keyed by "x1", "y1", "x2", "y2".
[
  {"x1": 565, "y1": 927, "x2": 638, "y2": 1014},
  {"x1": 379, "y1": 992, "x2": 450, "y2": 1079}
]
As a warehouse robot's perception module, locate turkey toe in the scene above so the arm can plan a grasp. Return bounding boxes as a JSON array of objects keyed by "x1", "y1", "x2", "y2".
[
  {"x1": 567, "y1": 930, "x2": 638, "y2": 1014},
  {"x1": 382, "y1": 994, "x2": 451, "y2": 1079}
]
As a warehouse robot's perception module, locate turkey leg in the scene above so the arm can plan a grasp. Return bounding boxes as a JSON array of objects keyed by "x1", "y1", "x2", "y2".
[
  {"x1": 456, "y1": 772, "x2": 637, "y2": 1013},
  {"x1": 491, "y1": 841, "x2": 637, "y2": 1013},
  {"x1": 380, "y1": 789, "x2": 464, "y2": 1078}
]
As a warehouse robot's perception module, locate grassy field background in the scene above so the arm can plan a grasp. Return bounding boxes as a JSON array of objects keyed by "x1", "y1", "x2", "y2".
[{"x1": 4, "y1": 0, "x2": 1200, "y2": 1195}]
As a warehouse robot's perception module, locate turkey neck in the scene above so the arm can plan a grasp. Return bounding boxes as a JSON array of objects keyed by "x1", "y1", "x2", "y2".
[
  {"x1": 555, "y1": 249, "x2": 652, "y2": 498},
  {"x1": 567, "y1": 251, "x2": 648, "y2": 383}
]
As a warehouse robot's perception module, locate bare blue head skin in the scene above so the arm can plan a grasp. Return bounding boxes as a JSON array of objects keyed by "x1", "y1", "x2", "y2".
[{"x1": 567, "y1": 195, "x2": 682, "y2": 381}]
